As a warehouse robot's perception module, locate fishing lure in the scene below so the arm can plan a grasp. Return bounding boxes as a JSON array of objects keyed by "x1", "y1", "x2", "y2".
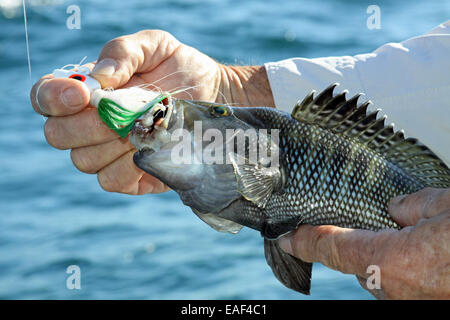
[{"x1": 52, "y1": 65, "x2": 169, "y2": 138}]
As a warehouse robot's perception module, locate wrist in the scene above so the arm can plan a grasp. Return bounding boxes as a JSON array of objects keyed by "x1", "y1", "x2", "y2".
[{"x1": 216, "y1": 64, "x2": 275, "y2": 107}]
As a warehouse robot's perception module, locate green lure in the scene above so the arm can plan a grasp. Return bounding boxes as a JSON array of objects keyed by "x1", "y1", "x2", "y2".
[{"x1": 97, "y1": 93, "x2": 169, "y2": 138}]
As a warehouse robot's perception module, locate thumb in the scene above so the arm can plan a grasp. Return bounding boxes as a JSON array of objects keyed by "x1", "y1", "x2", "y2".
[
  {"x1": 90, "y1": 58, "x2": 118, "y2": 88},
  {"x1": 388, "y1": 187, "x2": 450, "y2": 226},
  {"x1": 277, "y1": 225, "x2": 382, "y2": 276},
  {"x1": 90, "y1": 30, "x2": 181, "y2": 89}
]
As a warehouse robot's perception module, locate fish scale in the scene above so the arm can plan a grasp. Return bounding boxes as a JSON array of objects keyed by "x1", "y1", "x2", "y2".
[
  {"x1": 243, "y1": 107, "x2": 417, "y2": 231},
  {"x1": 131, "y1": 83, "x2": 450, "y2": 295}
]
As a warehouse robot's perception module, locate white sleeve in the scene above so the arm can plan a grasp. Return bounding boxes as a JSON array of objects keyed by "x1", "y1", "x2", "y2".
[{"x1": 264, "y1": 21, "x2": 450, "y2": 167}]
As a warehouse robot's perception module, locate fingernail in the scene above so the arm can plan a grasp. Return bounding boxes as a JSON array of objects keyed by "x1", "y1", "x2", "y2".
[
  {"x1": 61, "y1": 87, "x2": 83, "y2": 108},
  {"x1": 91, "y1": 58, "x2": 117, "y2": 76},
  {"x1": 278, "y1": 235, "x2": 293, "y2": 255},
  {"x1": 35, "y1": 79, "x2": 50, "y2": 114}
]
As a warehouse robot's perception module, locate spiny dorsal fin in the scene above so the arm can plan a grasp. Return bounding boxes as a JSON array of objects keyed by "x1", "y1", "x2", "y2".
[{"x1": 291, "y1": 84, "x2": 450, "y2": 188}]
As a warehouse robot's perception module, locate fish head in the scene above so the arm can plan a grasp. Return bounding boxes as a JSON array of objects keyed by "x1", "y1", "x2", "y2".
[
  {"x1": 130, "y1": 98, "x2": 306, "y2": 295},
  {"x1": 130, "y1": 99, "x2": 281, "y2": 219}
]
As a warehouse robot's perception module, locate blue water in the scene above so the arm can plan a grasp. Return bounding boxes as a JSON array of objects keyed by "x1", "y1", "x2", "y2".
[{"x1": 0, "y1": 0, "x2": 448, "y2": 299}]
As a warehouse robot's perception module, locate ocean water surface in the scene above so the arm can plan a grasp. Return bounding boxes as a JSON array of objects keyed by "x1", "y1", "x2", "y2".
[{"x1": 0, "y1": 0, "x2": 448, "y2": 299}]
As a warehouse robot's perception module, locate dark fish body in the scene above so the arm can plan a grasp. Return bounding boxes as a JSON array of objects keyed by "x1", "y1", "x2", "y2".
[
  {"x1": 228, "y1": 106, "x2": 420, "y2": 235},
  {"x1": 130, "y1": 84, "x2": 450, "y2": 294}
]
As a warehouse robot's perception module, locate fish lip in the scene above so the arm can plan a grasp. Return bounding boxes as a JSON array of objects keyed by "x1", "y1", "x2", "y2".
[
  {"x1": 132, "y1": 146, "x2": 158, "y2": 174},
  {"x1": 136, "y1": 146, "x2": 154, "y2": 156},
  {"x1": 133, "y1": 146, "x2": 154, "y2": 163}
]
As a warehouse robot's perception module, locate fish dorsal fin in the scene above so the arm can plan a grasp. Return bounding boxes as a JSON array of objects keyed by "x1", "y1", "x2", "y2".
[
  {"x1": 291, "y1": 83, "x2": 450, "y2": 188},
  {"x1": 228, "y1": 153, "x2": 281, "y2": 208}
]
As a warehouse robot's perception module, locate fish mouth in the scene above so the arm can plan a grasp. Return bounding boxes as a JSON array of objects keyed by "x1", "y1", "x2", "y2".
[
  {"x1": 129, "y1": 96, "x2": 176, "y2": 152},
  {"x1": 134, "y1": 97, "x2": 172, "y2": 134}
]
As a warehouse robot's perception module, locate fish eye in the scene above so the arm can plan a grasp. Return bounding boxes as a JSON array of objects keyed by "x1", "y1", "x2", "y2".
[
  {"x1": 211, "y1": 106, "x2": 229, "y2": 117},
  {"x1": 69, "y1": 74, "x2": 86, "y2": 82}
]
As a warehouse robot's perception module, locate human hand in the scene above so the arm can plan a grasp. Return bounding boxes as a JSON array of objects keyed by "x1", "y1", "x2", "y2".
[
  {"x1": 30, "y1": 30, "x2": 274, "y2": 195},
  {"x1": 278, "y1": 187, "x2": 450, "y2": 299}
]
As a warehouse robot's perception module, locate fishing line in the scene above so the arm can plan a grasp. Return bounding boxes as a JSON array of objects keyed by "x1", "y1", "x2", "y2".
[{"x1": 22, "y1": 0, "x2": 32, "y2": 83}]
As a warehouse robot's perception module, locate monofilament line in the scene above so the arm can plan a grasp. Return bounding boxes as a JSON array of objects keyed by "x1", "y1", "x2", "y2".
[{"x1": 22, "y1": 0, "x2": 32, "y2": 82}]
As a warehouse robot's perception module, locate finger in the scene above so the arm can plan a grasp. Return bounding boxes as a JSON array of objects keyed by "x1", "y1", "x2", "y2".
[
  {"x1": 72, "y1": 139, "x2": 170, "y2": 194},
  {"x1": 90, "y1": 30, "x2": 181, "y2": 89},
  {"x1": 97, "y1": 150, "x2": 144, "y2": 195},
  {"x1": 44, "y1": 108, "x2": 117, "y2": 150},
  {"x1": 70, "y1": 138, "x2": 135, "y2": 174},
  {"x1": 278, "y1": 224, "x2": 394, "y2": 276},
  {"x1": 388, "y1": 187, "x2": 450, "y2": 226},
  {"x1": 30, "y1": 77, "x2": 90, "y2": 116},
  {"x1": 30, "y1": 75, "x2": 52, "y2": 115},
  {"x1": 137, "y1": 174, "x2": 169, "y2": 195}
]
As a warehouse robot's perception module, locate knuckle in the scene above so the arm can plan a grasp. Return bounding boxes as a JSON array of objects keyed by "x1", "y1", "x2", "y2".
[
  {"x1": 325, "y1": 235, "x2": 342, "y2": 270},
  {"x1": 411, "y1": 187, "x2": 450, "y2": 219},
  {"x1": 109, "y1": 36, "x2": 129, "y2": 46},
  {"x1": 97, "y1": 171, "x2": 120, "y2": 193},
  {"x1": 103, "y1": 37, "x2": 133, "y2": 56},
  {"x1": 314, "y1": 226, "x2": 349, "y2": 271},
  {"x1": 310, "y1": 226, "x2": 334, "y2": 262},
  {"x1": 421, "y1": 187, "x2": 435, "y2": 194},
  {"x1": 419, "y1": 188, "x2": 438, "y2": 212},
  {"x1": 138, "y1": 29, "x2": 167, "y2": 38},
  {"x1": 108, "y1": 33, "x2": 127, "y2": 42},
  {"x1": 414, "y1": 187, "x2": 435, "y2": 204},
  {"x1": 70, "y1": 149, "x2": 96, "y2": 174},
  {"x1": 44, "y1": 119, "x2": 64, "y2": 150},
  {"x1": 430, "y1": 189, "x2": 450, "y2": 209},
  {"x1": 136, "y1": 29, "x2": 179, "y2": 49}
]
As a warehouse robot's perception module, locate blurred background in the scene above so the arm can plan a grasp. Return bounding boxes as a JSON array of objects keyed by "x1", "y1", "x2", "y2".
[{"x1": 0, "y1": 0, "x2": 448, "y2": 299}]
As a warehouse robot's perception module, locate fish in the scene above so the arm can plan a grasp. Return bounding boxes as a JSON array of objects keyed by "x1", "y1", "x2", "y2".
[{"x1": 129, "y1": 84, "x2": 450, "y2": 295}]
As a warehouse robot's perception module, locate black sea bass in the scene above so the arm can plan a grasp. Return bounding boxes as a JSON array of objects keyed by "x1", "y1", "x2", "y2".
[{"x1": 129, "y1": 84, "x2": 450, "y2": 294}]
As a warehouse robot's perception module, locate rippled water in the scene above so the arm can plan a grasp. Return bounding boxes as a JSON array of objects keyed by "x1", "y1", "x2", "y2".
[{"x1": 0, "y1": 0, "x2": 448, "y2": 299}]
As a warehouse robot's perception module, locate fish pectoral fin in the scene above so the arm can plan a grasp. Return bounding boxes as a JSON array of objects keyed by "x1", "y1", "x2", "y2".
[
  {"x1": 191, "y1": 208, "x2": 243, "y2": 234},
  {"x1": 264, "y1": 238, "x2": 312, "y2": 295},
  {"x1": 228, "y1": 153, "x2": 281, "y2": 209}
]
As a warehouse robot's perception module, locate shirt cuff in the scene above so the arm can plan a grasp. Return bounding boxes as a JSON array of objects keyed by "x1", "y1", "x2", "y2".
[{"x1": 264, "y1": 56, "x2": 365, "y2": 113}]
